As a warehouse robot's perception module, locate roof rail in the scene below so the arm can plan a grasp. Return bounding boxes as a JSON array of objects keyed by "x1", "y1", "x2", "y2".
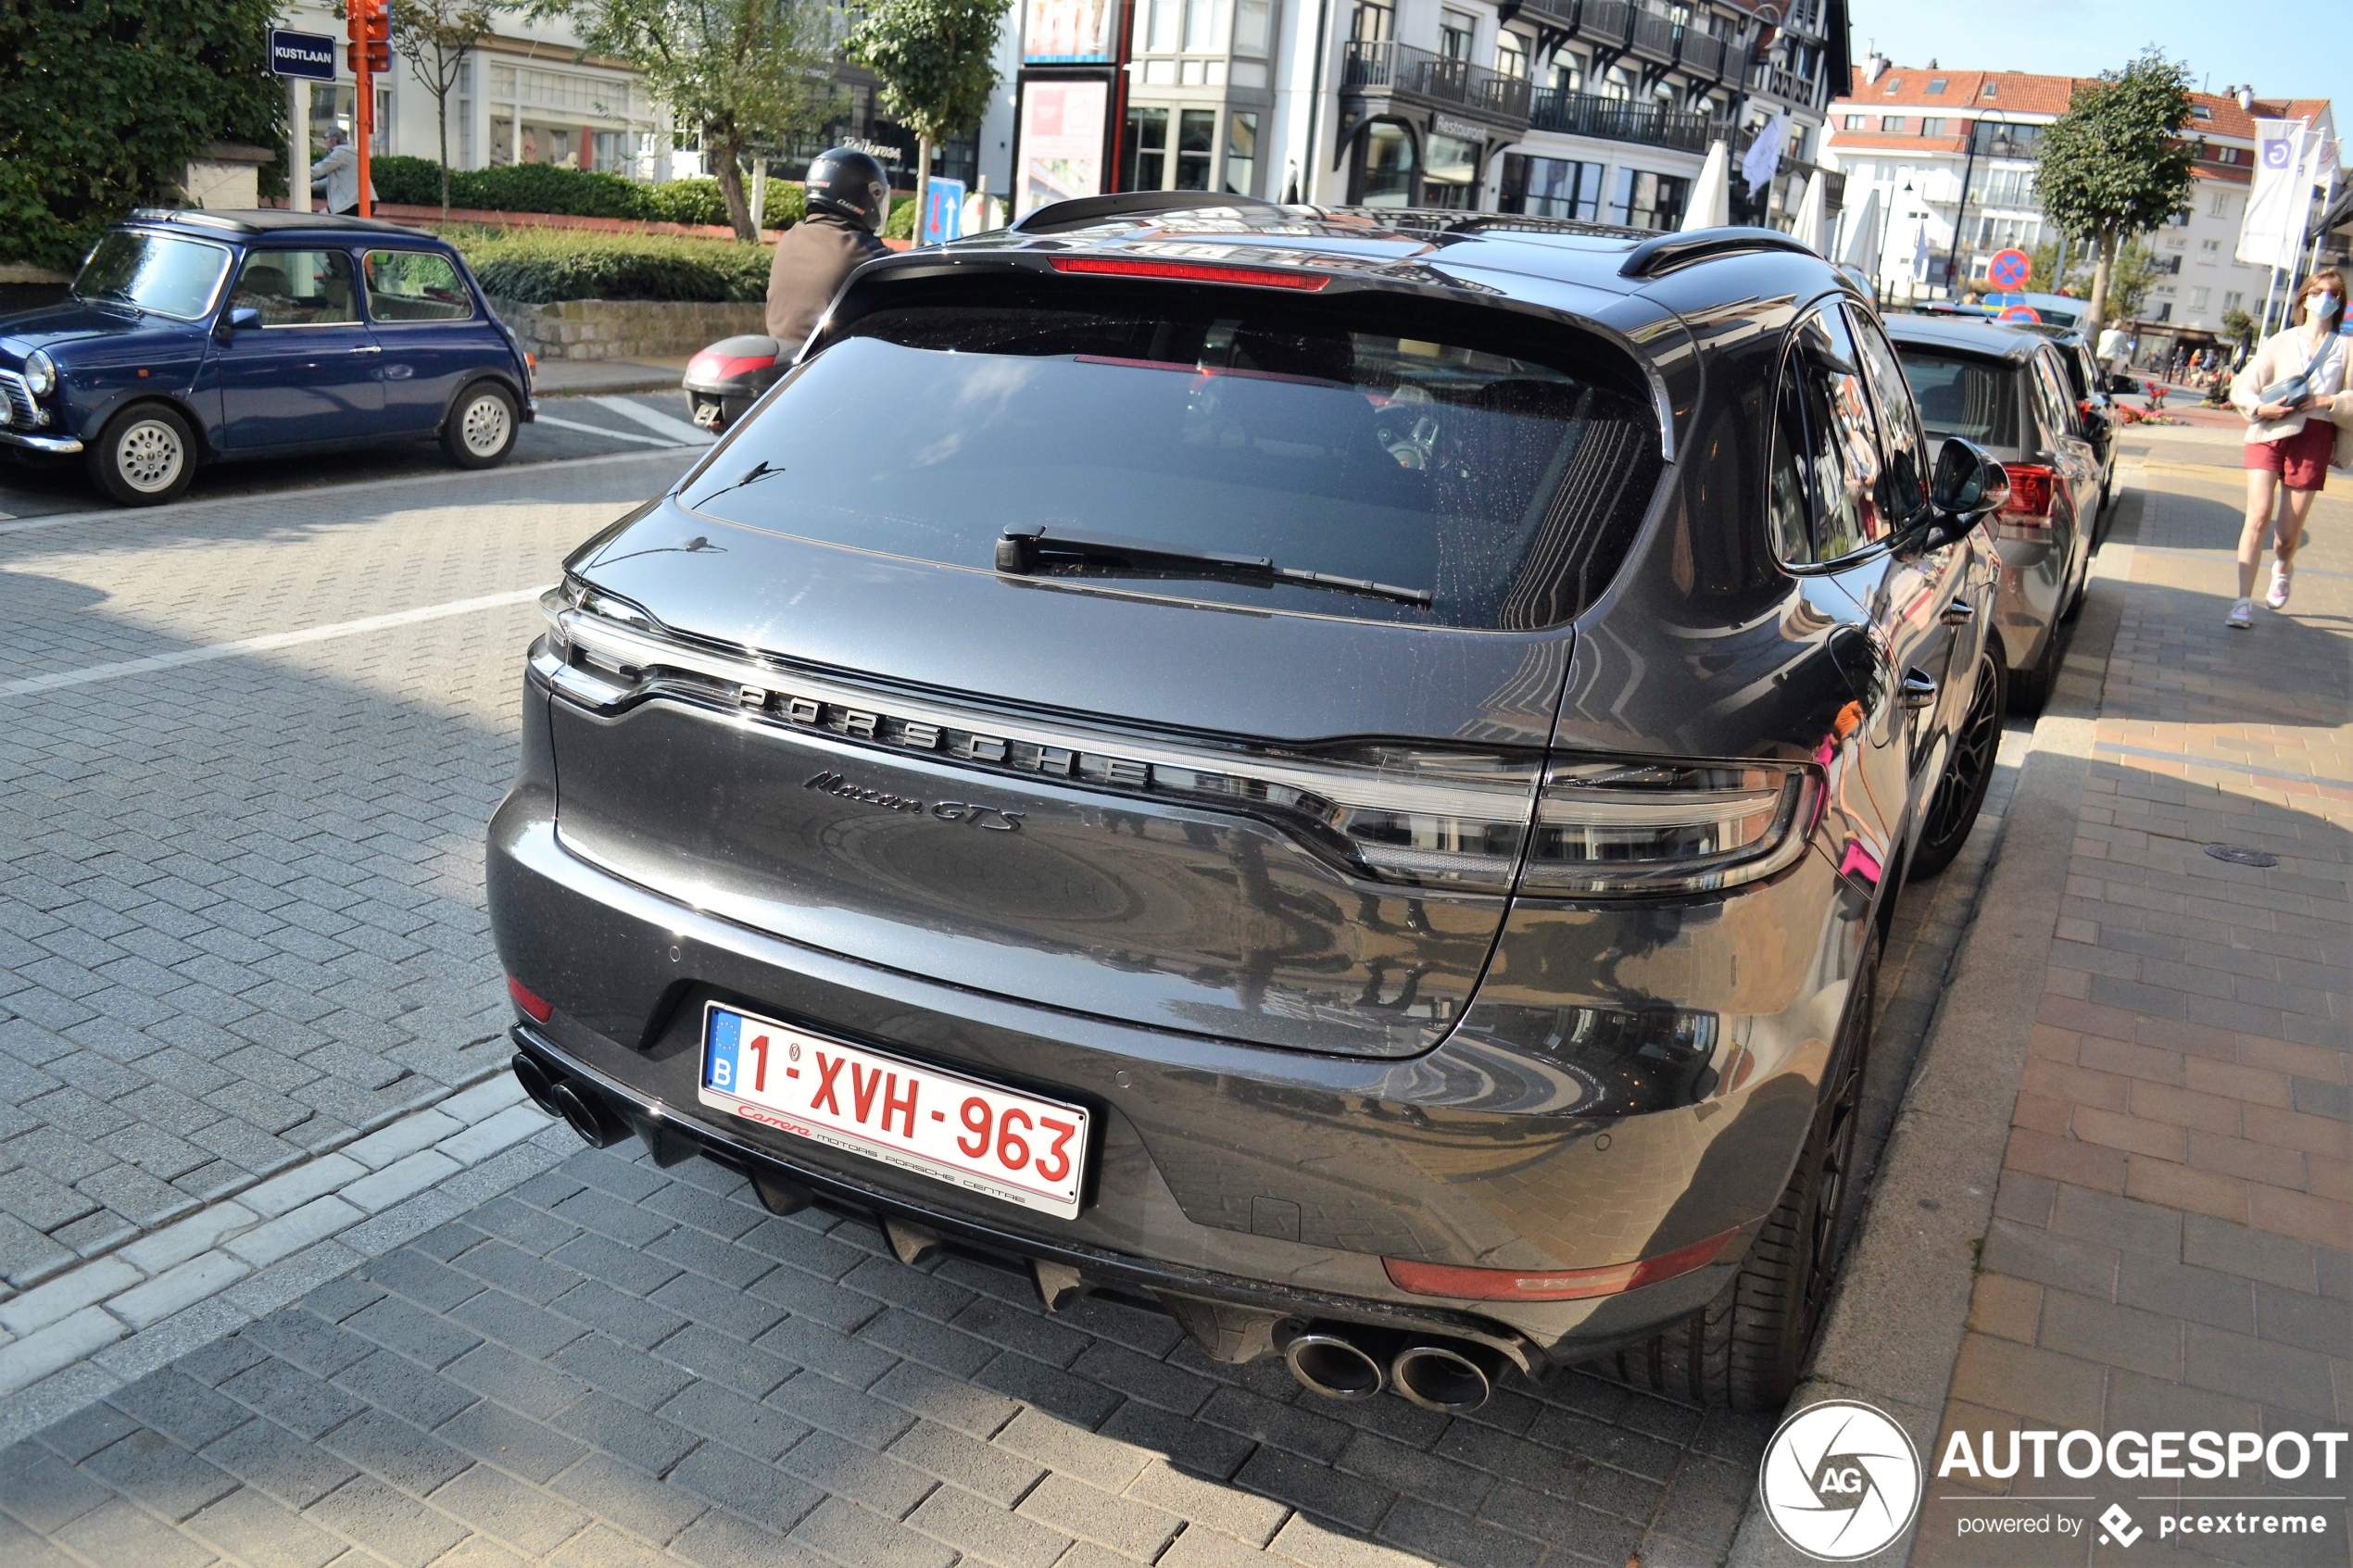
[
  {"x1": 1618, "y1": 226, "x2": 1818, "y2": 279},
  {"x1": 1012, "y1": 190, "x2": 1277, "y2": 234}
]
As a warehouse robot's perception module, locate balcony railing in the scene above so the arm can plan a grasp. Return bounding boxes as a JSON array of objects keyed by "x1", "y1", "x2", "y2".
[
  {"x1": 1678, "y1": 31, "x2": 1730, "y2": 79},
  {"x1": 1529, "y1": 87, "x2": 1724, "y2": 156},
  {"x1": 1578, "y1": 0, "x2": 1635, "y2": 44},
  {"x1": 1342, "y1": 40, "x2": 1533, "y2": 122},
  {"x1": 1750, "y1": 62, "x2": 1818, "y2": 108},
  {"x1": 1631, "y1": 10, "x2": 1680, "y2": 59}
]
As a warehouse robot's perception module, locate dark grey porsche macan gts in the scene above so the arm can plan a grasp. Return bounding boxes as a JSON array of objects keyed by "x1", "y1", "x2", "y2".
[{"x1": 486, "y1": 196, "x2": 2017, "y2": 1414}]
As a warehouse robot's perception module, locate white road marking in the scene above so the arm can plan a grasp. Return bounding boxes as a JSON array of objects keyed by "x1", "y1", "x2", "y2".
[
  {"x1": 533, "y1": 411, "x2": 684, "y2": 447},
  {"x1": 0, "y1": 447, "x2": 686, "y2": 537},
  {"x1": 0, "y1": 586, "x2": 550, "y2": 699},
  {"x1": 589, "y1": 394, "x2": 715, "y2": 445}
]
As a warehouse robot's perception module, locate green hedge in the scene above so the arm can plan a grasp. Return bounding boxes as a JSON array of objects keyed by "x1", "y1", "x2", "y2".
[
  {"x1": 370, "y1": 156, "x2": 803, "y2": 232},
  {"x1": 453, "y1": 228, "x2": 772, "y2": 304}
]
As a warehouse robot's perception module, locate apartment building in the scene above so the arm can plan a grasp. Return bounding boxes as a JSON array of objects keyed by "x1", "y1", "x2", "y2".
[{"x1": 1822, "y1": 58, "x2": 2338, "y2": 342}]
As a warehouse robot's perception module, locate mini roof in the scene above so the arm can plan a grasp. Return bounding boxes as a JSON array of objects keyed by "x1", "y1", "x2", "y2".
[{"x1": 125, "y1": 208, "x2": 428, "y2": 238}]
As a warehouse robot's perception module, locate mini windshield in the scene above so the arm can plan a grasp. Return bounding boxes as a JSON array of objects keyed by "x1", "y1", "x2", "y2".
[
  {"x1": 72, "y1": 231, "x2": 235, "y2": 320},
  {"x1": 686, "y1": 280, "x2": 1663, "y2": 629}
]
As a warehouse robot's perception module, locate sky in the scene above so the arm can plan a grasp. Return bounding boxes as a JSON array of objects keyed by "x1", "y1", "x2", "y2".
[{"x1": 1847, "y1": 0, "x2": 2347, "y2": 107}]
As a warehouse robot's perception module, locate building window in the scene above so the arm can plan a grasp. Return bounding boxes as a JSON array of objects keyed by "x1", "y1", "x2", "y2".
[
  {"x1": 1181, "y1": 0, "x2": 1218, "y2": 51},
  {"x1": 1973, "y1": 215, "x2": 2039, "y2": 250},
  {"x1": 1614, "y1": 168, "x2": 1688, "y2": 231},
  {"x1": 1980, "y1": 80, "x2": 1997, "y2": 98},
  {"x1": 1843, "y1": 114, "x2": 1867, "y2": 129},
  {"x1": 1146, "y1": 0, "x2": 1178, "y2": 52},
  {"x1": 1501, "y1": 155, "x2": 1605, "y2": 220},
  {"x1": 1927, "y1": 77, "x2": 1946, "y2": 94},
  {"x1": 1234, "y1": 0, "x2": 1268, "y2": 53},
  {"x1": 2209, "y1": 191, "x2": 2231, "y2": 217},
  {"x1": 1124, "y1": 107, "x2": 1168, "y2": 189},
  {"x1": 1881, "y1": 116, "x2": 1906, "y2": 132},
  {"x1": 1552, "y1": 55, "x2": 1583, "y2": 93},
  {"x1": 1979, "y1": 167, "x2": 2036, "y2": 205},
  {"x1": 1881, "y1": 76, "x2": 1900, "y2": 94},
  {"x1": 1919, "y1": 118, "x2": 1946, "y2": 136},
  {"x1": 1175, "y1": 108, "x2": 1214, "y2": 188},
  {"x1": 1358, "y1": 120, "x2": 1415, "y2": 207},
  {"x1": 1349, "y1": 1, "x2": 1390, "y2": 42},
  {"x1": 1224, "y1": 111, "x2": 1257, "y2": 194},
  {"x1": 1422, "y1": 132, "x2": 1479, "y2": 207},
  {"x1": 1439, "y1": 8, "x2": 1475, "y2": 60},
  {"x1": 2199, "y1": 238, "x2": 2221, "y2": 259},
  {"x1": 2224, "y1": 291, "x2": 2244, "y2": 311},
  {"x1": 2190, "y1": 288, "x2": 2210, "y2": 310},
  {"x1": 1495, "y1": 31, "x2": 1529, "y2": 80}
]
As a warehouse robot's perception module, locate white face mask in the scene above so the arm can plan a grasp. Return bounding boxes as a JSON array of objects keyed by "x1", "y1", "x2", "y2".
[{"x1": 2311, "y1": 293, "x2": 2343, "y2": 325}]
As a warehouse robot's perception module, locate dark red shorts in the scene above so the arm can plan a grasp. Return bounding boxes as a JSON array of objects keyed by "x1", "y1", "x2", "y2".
[{"x1": 2247, "y1": 417, "x2": 2335, "y2": 490}]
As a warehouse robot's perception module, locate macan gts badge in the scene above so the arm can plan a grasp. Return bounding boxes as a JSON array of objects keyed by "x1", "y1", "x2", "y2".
[{"x1": 489, "y1": 195, "x2": 2015, "y2": 1415}]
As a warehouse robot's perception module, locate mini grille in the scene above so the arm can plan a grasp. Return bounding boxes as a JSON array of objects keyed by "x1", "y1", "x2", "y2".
[{"x1": 0, "y1": 370, "x2": 32, "y2": 429}]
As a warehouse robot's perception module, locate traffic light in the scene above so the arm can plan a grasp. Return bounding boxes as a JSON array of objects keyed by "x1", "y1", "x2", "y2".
[{"x1": 346, "y1": 0, "x2": 389, "y2": 74}]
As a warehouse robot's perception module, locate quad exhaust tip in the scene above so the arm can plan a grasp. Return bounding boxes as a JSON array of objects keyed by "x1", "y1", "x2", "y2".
[
  {"x1": 1284, "y1": 1330, "x2": 1388, "y2": 1400},
  {"x1": 1282, "y1": 1321, "x2": 1505, "y2": 1411},
  {"x1": 1390, "y1": 1342, "x2": 1504, "y2": 1413}
]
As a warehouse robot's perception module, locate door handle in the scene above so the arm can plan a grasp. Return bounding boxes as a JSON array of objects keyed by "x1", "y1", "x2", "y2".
[
  {"x1": 1940, "y1": 597, "x2": 1976, "y2": 626},
  {"x1": 353, "y1": 345, "x2": 383, "y2": 355},
  {"x1": 1900, "y1": 668, "x2": 1938, "y2": 709}
]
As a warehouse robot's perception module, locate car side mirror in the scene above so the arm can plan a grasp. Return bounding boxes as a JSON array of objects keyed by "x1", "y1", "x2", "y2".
[
  {"x1": 216, "y1": 306, "x2": 261, "y2": 340},
  {"x1": 1930, "y1": 437, "x2": 2010, "y2": 521}
]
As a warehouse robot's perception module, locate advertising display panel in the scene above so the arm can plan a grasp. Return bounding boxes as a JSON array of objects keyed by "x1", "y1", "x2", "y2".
[
  {"x1": 1017, "y1": 79, "x2": 1109, "y2": 217},
  {"x1": 1023, "y1": 0, "x2": 1119, "y2": 62}
]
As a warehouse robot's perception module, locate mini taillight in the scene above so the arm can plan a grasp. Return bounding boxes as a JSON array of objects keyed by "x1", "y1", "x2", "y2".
[
  {"x1": 507, "y1": 975, "x2": 553, "y2": 1022},
  {"x1": 1384, "y1": 1228, "x2": 1738, "y2": 1301},
  {"x1": 1521, "y1": 760, "x2": 1816, "y2": 897},
  {"x1": 1049, "y1": 256, "x2": 1330, "y2": 291},
  {"x1": 689, "y1": 351, "x2": 778, "y2": 382},
  {"x1": 1994, "y1": 463, "x2": 2057, "y2": 537}
]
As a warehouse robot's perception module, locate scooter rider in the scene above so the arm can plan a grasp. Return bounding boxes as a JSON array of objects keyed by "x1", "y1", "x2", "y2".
[{"x1": 766, "y1": 148, "x2": 891, "y2": 350}]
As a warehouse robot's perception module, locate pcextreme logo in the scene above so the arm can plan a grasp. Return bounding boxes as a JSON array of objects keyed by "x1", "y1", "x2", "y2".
[{"x1": 1758, "y1": 1399, "x2": 1924, "y2": 1561}]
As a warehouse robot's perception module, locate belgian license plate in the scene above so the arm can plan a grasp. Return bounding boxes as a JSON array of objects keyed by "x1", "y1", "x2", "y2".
[{"x1": 698, "y1": 1002, "x2": 1089, "y2": 1221}]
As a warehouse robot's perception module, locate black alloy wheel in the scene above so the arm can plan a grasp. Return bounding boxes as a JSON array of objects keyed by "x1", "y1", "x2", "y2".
[
  {"x1": 1909, "y1": 646, "x2": 2005, "y2": 878},
  {"x1": 1644, "y1": 956, "x2": 1878, "y2": 1411}
]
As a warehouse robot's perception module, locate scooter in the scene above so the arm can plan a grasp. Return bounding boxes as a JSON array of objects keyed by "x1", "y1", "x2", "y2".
[{"x1": 682, "y1": 335, "x2": 789, "y2": 433}]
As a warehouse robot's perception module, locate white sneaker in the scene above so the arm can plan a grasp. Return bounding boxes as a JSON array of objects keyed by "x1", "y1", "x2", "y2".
[
  {"x1": 2267, "y1": 562, "x2": 2293, "y2": 609},
  {"x1": 2227, "y1": 598, "x2": 2255, "y2": 628}
]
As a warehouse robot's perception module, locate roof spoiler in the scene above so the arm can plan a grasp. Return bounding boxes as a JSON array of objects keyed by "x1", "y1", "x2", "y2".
[
  {"x1": 1619, "y1": 226, "x2": 1818, "y2": 279},
  {"x1": 1013, "y1": 190, "x2": 1277, "y2": 235}
]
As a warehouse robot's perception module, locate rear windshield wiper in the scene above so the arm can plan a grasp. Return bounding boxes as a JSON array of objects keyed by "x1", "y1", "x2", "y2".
[{"x1": 995, "y1": 525, "x2": 1433, "y2": 608}]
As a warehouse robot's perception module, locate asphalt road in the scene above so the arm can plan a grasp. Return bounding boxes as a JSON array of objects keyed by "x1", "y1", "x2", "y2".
[{"x1": 0, "y1": 392, "x2": 711, "y2": 522}]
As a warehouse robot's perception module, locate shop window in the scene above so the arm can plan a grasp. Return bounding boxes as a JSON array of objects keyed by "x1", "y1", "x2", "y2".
[
  {"x1": 1176, "y1": 108, "x2": 1215, "y2": 190},
  {"x1": 1225, "y1": 112, "x2": 1258, "y2": 195},
  {"x1": 1125, "y1": 107, "x2": 1169, "y2": 189},
  {"x1": 1422, "y1": 132, "x2": 1479, "y2": 209},
  {"x1": 1359, "y1": 121, "x2": 1415, "y2": 207},
  {"x1": 1500, "y1": 155, "x2": 1604, "y2": 220},
  {"x1": 1612, "y1": 168, "x2": 1688, "y2": 231}
]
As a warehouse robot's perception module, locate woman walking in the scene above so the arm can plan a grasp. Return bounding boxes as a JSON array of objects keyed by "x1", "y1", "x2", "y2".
[{"x1": 2227, "y1": 271, "x2": 2350, "y2": 627}]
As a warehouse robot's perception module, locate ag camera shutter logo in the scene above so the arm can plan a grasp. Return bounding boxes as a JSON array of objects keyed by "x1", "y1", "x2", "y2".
[{"x1": 1759, "y1": 1399, "x2": 1923, "y2": 1561}]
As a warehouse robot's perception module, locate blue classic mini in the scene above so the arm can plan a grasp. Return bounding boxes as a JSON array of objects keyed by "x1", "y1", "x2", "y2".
[{"x1": 0, "y1": 208, "x2": 535, "y2": 504}]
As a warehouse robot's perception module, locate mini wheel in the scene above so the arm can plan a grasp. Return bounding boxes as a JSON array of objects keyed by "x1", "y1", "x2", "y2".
[
  {"x1": 443, "y1": 382, "x2": 519, "y2": 468},
  {"x1": 89, "y1": 403, "x2": 196, "y2": 505}
]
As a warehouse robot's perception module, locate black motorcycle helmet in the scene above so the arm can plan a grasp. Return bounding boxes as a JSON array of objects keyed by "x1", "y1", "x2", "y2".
[{"x1": 805, "y1": 147, "x2": 890, "y2": 232}]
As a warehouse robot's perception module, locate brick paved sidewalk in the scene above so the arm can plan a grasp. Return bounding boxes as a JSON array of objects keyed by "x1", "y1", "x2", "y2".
[{"x1": 1916, "y1": 436, "x2": 2352, "y2": 1563}]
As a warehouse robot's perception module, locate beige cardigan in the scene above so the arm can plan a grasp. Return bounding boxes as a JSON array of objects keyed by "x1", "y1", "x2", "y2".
[{"x1": 2230, "y1": 327, "x2": 2353, "y2": 468}]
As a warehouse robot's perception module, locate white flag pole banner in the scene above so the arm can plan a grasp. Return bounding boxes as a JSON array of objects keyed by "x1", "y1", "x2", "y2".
[
  {"x1": 2237, "y1": 118, "x2": 2310, "y2": 268},
  {"x1": 1742, "y1": 113, "x2": 1788, "y2": 198}
]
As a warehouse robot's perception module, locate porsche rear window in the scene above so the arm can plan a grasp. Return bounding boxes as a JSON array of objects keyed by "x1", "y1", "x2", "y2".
[{"x1": 684, "y1": 279, "x2": 1663, "y2": 629}]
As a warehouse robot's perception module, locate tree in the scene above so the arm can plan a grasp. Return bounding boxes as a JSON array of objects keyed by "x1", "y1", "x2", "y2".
[
  {"x1": 0, "y1": 0, "x2": 285, "y2": 270},
  {"x1": 847, "y1": 0, "x2": 1012, "y2": 240},
  {"x1": 2221, "y1": 307, "x2": 2259, "y2": 357},
  {"x1": 396, "y1": 0, "x2": 502, "y2": 219},
  {"x1": 538, "y1": 0, "x2": 841, "y2": 239},
  {"x1": 2026, "y1": 235, "x2": 2094, "y2": 297},
  {"x1": 2099, "y1": 238, "x2": 2161, "y2": 320},
  {"x1": 2034, "y1": 48, "x2": 2197, "y2": 331}
]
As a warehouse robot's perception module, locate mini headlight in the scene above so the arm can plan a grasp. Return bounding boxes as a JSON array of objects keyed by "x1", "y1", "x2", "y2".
[{"x1": 23, "y1": 350, "x2": 56, "y2": 398}]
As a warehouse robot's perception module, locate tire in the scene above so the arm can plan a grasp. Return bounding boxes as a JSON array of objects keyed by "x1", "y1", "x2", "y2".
[
  {"x1": 1642, "y1": 957, "x2": 1877, "y2": 1411},
  {"x1": 2009, "y1": 615, "x2": 2063, "y2": 714},
  {"x1": 2059, "y1": 534, "x2": 2092, "y2": 623},
  {"x1": 1909, "y1": 646, "x2": 2005, "y2": 879},
  {"x1": 442, "y1": 382, "x2": 519, "y2": 468},
  {"x1": 87, "y1": 403, "x2": 196, "y2": 506}
]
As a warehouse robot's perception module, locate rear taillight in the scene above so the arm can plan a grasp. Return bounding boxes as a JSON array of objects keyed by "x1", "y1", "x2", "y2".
[
  {"x1": 1521, "y1": 760, "x2": 1817, "y2": 897},
  {"x1": 1994, "y1": 463, "x2": 2057, "y2": 537},
  {"x1": 1384, "y1": 1227, "x2": 1738, "y2": 1301},
  {"x1": 689, "y1": 351, "x2": 778, "y2": 381}
]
